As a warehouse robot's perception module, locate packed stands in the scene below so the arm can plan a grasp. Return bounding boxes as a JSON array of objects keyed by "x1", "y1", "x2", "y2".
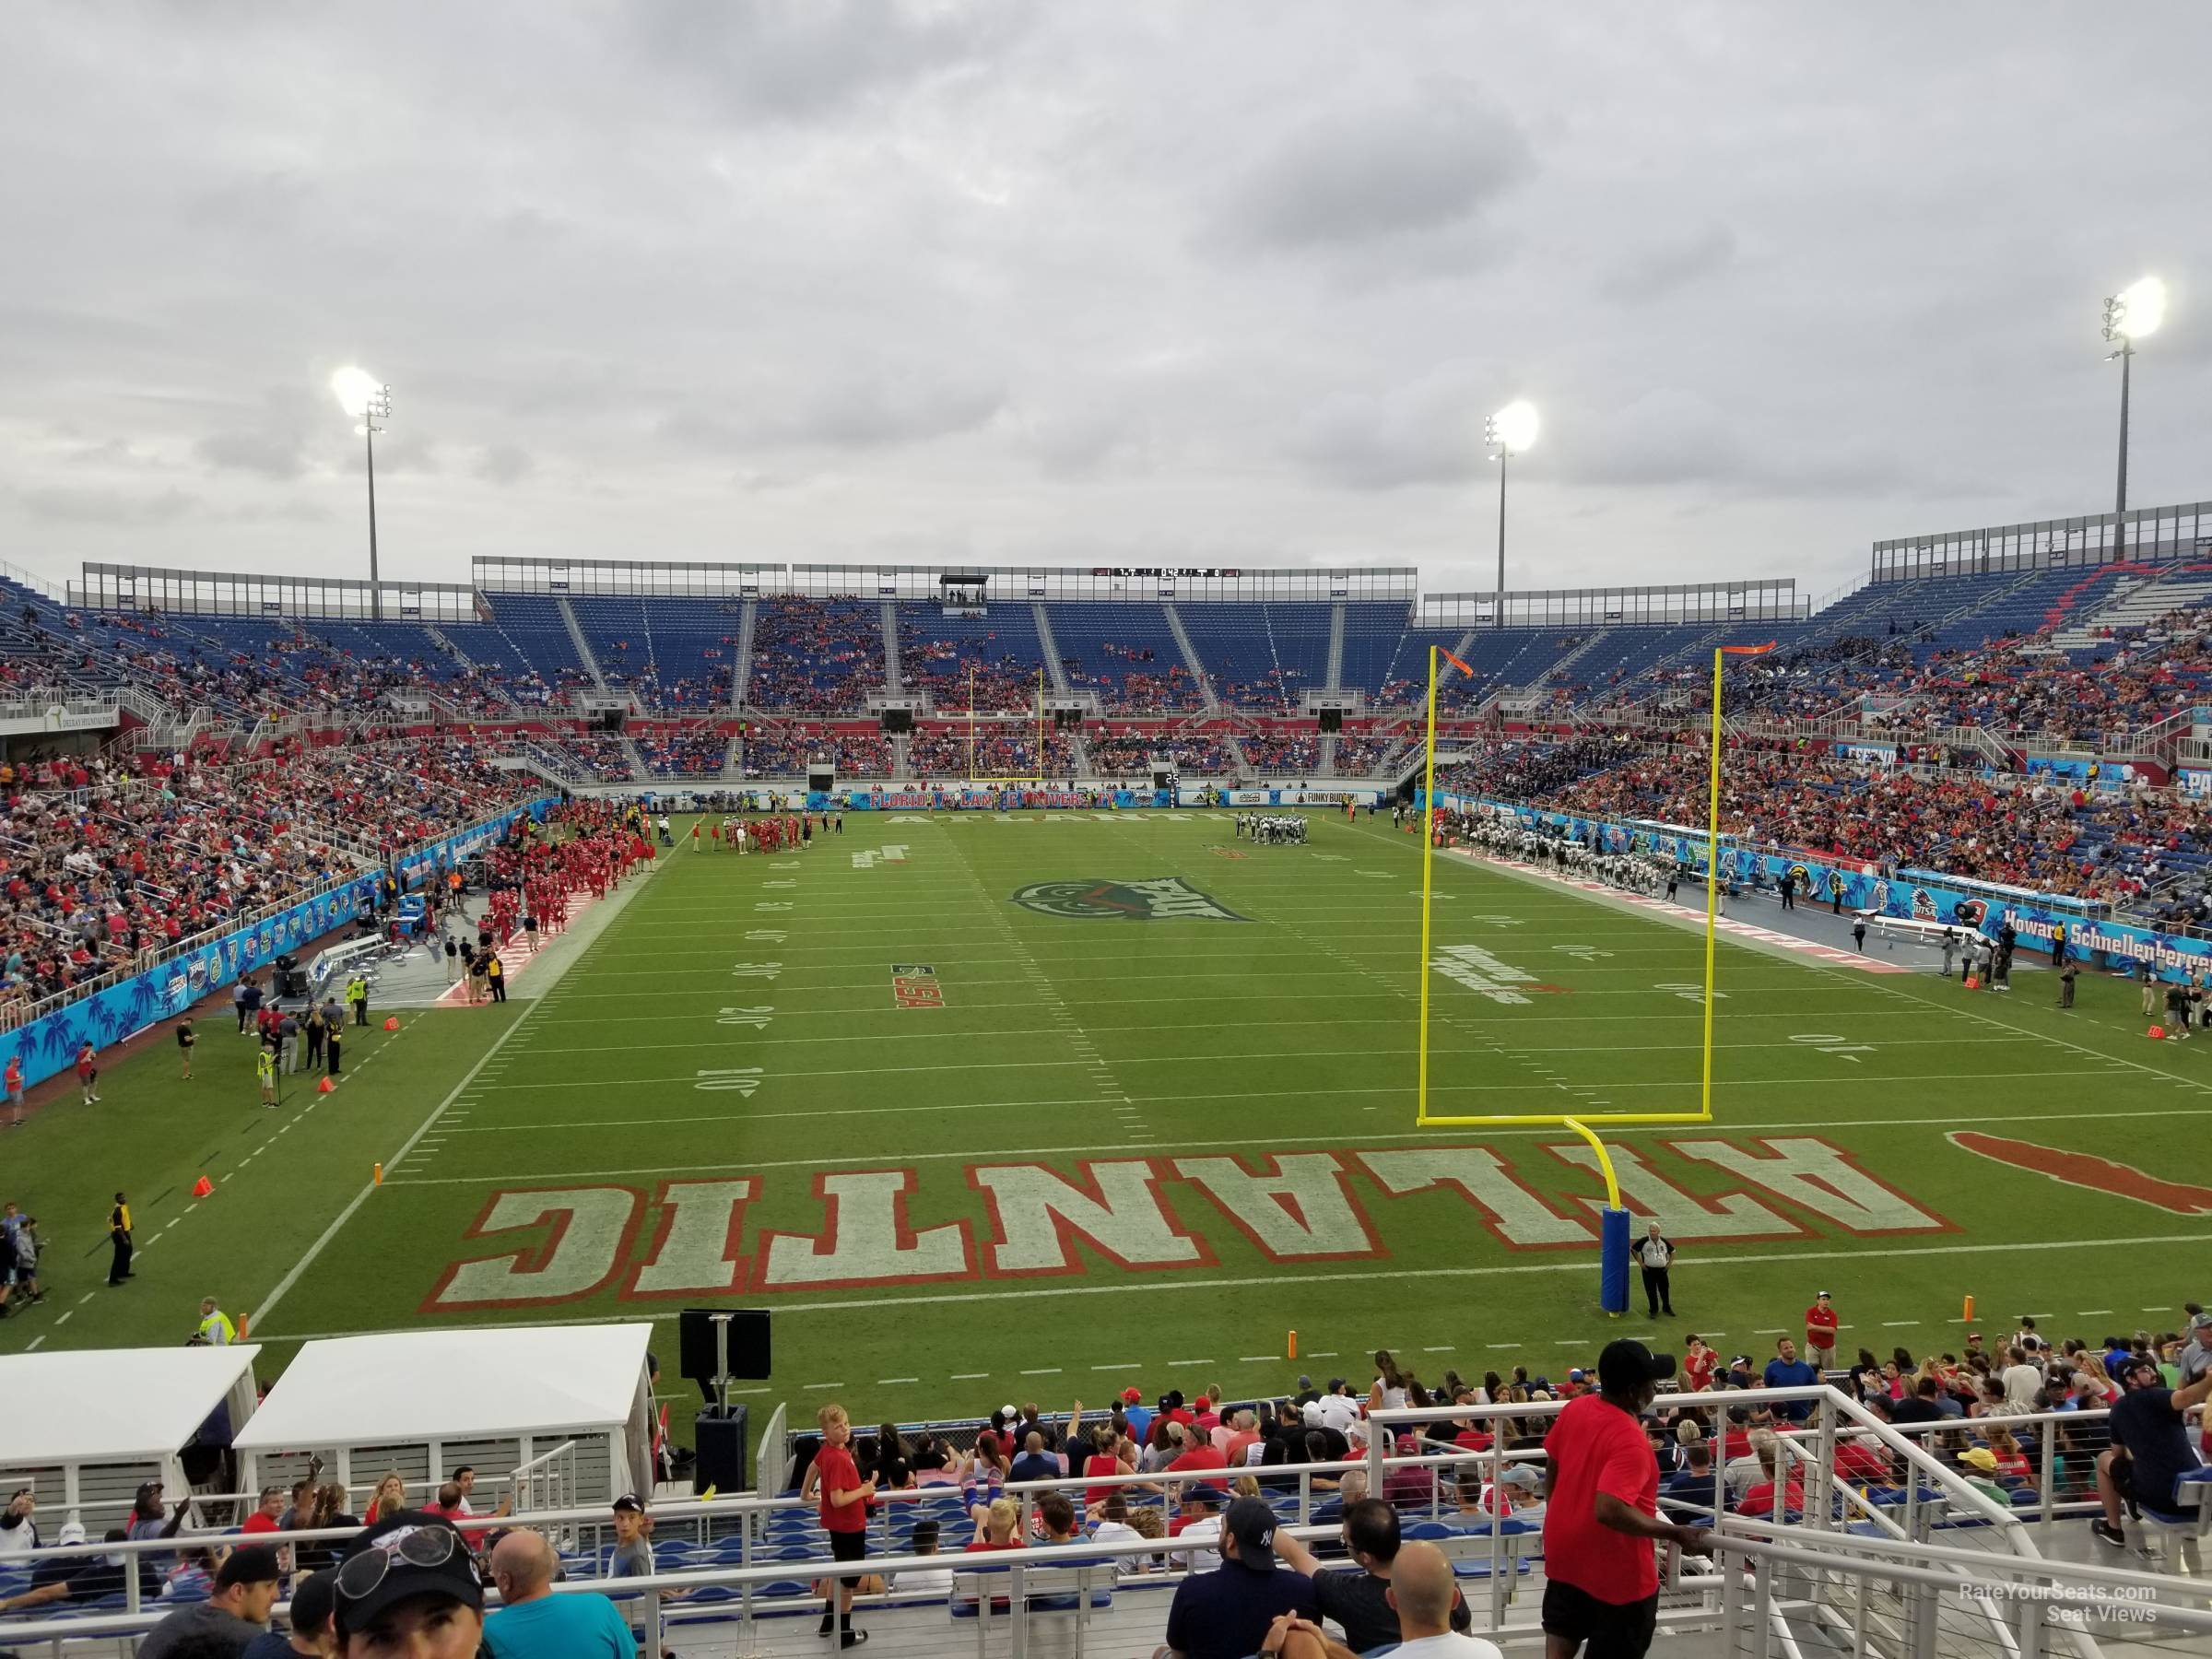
[
  {"x1": 740, "y1": 728, "x2": 890, "y2": 777},
  {"x1": 896, "y1": 603, "x2": 1047, "y2": 712},
  {"x1": 1240, "y1": 730, "x2": 1322, "y2": 773},
  {"x1": 632, "y1": 726, "x2": 730, "y2": 777},
  {"x1": 0, "y1": 735, "x2": 535, "y2": 1015},
  {"x1": 1088, "y1": 730, "x2": 1237, "y2": 775},
  {"x1": 749, "y1": 597, "x2": 886, "y2": 713}
]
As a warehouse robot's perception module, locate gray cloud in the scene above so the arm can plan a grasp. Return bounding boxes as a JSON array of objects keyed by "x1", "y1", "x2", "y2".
[
  {"x1": 1218, "y1": 81, "x2": 1533, "y2": 254},
  {"x1": 1597, "y1": 224, "x2": 1739, "y2": 304},
  {"x1": 18, "y1": 484, "x2": 201, "y2": 524},
  {"x1": 194, "y1": 429, "x2": 310, "y2": 480},
  {"x1": 0, "y1": 4, "x2": 2208, "y2": 594},
  {"x1": 474, "y1": 443, "x2": 535, "y2": 485}
]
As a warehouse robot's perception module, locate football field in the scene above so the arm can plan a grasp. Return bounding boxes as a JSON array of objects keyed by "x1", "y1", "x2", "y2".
[{"x1": 9, "y1": 806, "x2": 2211, "y2": 1431}]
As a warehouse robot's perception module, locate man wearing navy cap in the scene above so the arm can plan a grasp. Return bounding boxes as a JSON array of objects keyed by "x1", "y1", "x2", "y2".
[{"x1": 1159, "y1": 1495, "x2": 1316, "y2": 1659}]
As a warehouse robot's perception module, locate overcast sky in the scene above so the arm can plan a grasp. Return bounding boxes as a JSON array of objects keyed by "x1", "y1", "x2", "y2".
[{"x1": 3, "y1": 1, "x2": 2208, "y2": 605}]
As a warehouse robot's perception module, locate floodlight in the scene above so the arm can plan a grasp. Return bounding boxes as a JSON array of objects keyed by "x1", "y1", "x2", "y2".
[
  {"x1": 1487, "y1": 401, "x2": 1539, "y2": 454},
  {"x1": 331, "y1": 366, "x2": 383, "y2": 418},
  {"x1": 2104, "y1": 276, "x2": 2167, "y2": 343}
]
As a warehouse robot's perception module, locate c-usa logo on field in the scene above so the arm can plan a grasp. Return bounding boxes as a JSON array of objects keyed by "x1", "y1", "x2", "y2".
[{"x1": 1012, "y1": 877, "x2": 1250, "y2": 923}]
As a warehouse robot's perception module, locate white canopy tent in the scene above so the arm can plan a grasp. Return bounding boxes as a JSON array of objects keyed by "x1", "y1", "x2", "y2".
[
  {"x1": 0, "y1": 1346, "x2": 262, "y2": 1522},
  {"x1": 231, "y1": 1324, "x2": 654, "y2": 1508}
]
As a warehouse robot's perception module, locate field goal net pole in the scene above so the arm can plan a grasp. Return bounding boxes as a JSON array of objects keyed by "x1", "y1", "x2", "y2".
[
  {"x1": 1413, "y1": 642, "x2": 1768, "y2": 1310},
  {"x1": 964, "y1": 664, "x2": 1048, "y2": 787}
]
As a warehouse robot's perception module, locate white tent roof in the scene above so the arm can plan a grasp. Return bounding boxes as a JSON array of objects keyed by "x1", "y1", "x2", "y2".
[
  {"x1": 233, "y1": 1324, "x2": 651, "y2": 1450},
  {"x1": 0, "y1": 1346, "x2": 261, "y2": 1466}
]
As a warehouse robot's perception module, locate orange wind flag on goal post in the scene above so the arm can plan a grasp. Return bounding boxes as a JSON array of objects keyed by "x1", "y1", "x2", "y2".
[{"x1": 1441, "y1": 646, "x2": 1475, "y2": 679}]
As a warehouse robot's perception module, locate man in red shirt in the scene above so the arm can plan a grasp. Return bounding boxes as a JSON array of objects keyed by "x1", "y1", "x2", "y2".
[
  {"x1": 803, "y1": 1404, "x2": 875, "y2": 1649},
  {"x1": 239, "y1": 1487, "x2": 285, "y2": 1535},
  {"x1": 1542, "y1": 1340, "x2": 1706, "y2": 1659},
  {"x1": 1167, "y1": 1422, "x2": 1230, "y2": 1498},
  {"x1": 1805, "y1": 1292, "x2": 1840, "y2": 1372}
]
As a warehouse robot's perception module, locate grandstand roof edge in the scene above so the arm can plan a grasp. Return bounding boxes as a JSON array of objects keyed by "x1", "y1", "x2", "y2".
[
  {"x1": 0, "y1": 1345, "x2": 263, "y2": 1466},
  {"x1": 231, "y1": 1324, "x2": 651, "y2": 1448}
]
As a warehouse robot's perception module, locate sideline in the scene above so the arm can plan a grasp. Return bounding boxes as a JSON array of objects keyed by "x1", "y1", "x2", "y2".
[{"x1": 249, "y1": 840, "x2": 678, "y2": 1334}]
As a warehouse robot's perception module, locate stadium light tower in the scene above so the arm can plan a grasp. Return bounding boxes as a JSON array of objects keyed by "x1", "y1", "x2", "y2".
[
  {"x1": 331, "y1": 367, "x2": 393, "y2": 618},
  {"x1": 1484, "y1": 401, "x2": 1538, "y2": 625},
  {"x1": 2101, "y1": 277, "x2": 2166, "y2": 561}
]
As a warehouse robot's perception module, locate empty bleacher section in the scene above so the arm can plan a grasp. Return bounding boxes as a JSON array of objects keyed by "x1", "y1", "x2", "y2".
[
  {"x1": 1045, "y1": 602, "x2": 1202, "y2": 712},
  {"x1": 1181, "y1": 601, "x2": 1334, "y2": 711}
]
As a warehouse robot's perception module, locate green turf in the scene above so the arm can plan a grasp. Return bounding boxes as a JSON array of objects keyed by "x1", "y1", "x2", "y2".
[{"x1": 6, "y1": 808, "x2": 2207, "y2": 1437}]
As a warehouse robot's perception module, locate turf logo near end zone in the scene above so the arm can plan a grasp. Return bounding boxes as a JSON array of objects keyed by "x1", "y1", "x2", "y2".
[
  {"x1": 890, "y1": 964, "x2": 944, "y2": 1009},
  {"x1": 1012, "y1": 877, "x2": 1249, "y2": 922}
]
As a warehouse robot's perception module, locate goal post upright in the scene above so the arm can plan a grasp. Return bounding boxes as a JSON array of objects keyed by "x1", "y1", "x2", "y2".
[
  {"x1": 1408, "y1": 639, "x2": 1773, "y2": 1310},
  {"x1": 1704, "y1": 642, "x2": 1777, "y2": 1123}
]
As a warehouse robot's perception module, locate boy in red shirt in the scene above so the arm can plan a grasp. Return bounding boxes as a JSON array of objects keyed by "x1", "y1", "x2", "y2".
[
  {"x1": 1805, "y1": 1292, "x2": 1840, "y2": 1372},
  {"x1": 802, "y1": 1404, "x2": 875, "y2": 1649}
]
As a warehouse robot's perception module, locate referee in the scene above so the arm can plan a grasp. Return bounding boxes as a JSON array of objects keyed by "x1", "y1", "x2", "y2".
[{"x1": 1634, "y1": 1223, "x2": 1676, "y2": 1317}]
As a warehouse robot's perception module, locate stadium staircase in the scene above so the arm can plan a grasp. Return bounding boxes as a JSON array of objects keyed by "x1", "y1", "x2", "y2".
[
  {"x1": 1030, "y1": 602, "x2": 1071, "y2": 692},
  {"x1": 1534, "y1": 626, "x2": 1612, "y2": 691},
  {"x1": 419, "y1": 621, "x2": 486, "y2": 684},
  {"x1": 2050, "y1": 568, "x2": 2212, "y2": 653},
  {"x1": 556, "y1": 596, "x2": 609, "y2": 688},
  {"x1": 722, "y1": 600, "x2": 757, "y2": 779},
  {"x1": 888, "y1": 731, "x2": 912, "y2": 775},
  {"x1": 1160, "y1": 601, "x2": 1222, "y2": 712},
  {"x1": 878, "y1": 601, "x2": 902, "y2": 691},
  {"x1": 1324, "y1": 602, "x2": 1347, "y2": 688}
]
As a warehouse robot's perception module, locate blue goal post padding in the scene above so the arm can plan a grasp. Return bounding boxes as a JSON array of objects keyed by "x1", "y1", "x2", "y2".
[{"x1": 1599, "y1": 1206, "x2": 1631, "y2": 1314}]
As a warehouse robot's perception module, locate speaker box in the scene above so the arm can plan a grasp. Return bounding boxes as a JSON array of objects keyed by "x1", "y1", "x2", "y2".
[
  {"x1": 1319, "y1": 708, "x2": 1343, "y2": 734},
  {"x1": 881, "y1": 708, "x2": 913, "y2": 734},
  {"x1": 692, "y1": 1405, "x2": 749, "y2": 1494},
  {"x1": 678, "y1": 1308, "x2": 772, "y2": 1384}
]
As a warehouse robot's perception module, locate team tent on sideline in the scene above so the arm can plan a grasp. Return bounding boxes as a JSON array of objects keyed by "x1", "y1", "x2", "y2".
[
  {"x1": 0, "y1": 1345, "x2": 264, "y2": 1523},
  {"x1": 231, "y1": 1324, "x2": 655, "y2": 1507}
]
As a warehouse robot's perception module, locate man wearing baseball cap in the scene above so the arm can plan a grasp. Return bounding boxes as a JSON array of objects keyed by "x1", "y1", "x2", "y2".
[
  {"x1": 1121, "y1": 1385, "x2": 1155, "y2": 1444},
  {"x1": 2092, "y1": 1356, "x2": 2212, "y2": 1548},
  {"x1": 139, "y1": 1542, "x2": 281, "y2": 1656},
  {"x1": 242, "y1": 1567, "x2": 338, "y2": 1658},
  {"x1": 1159, "y1": 1495, "x2": 1316, "y2": 1659},
  {"x1": 1541, "y1": 1339, "x2": 1706, "y2": 1659},
  {"x1": 332, "y1": 1511, "x2": 485, "y2": 1657}
]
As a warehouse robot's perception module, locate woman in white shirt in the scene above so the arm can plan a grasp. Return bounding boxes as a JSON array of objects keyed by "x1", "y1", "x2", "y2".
[{"x1": 1368, "y1": 1348, "x2": 1409, "y2": 1413}]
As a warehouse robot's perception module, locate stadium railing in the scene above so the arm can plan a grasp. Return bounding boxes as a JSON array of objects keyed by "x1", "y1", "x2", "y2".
[{"x1": 10, "y1": 1437, "x2": 2212, "y2": 1659}]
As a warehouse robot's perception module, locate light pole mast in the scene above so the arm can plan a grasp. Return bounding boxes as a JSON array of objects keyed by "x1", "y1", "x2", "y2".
[
  {"x1": 1484, "y1": 402, "x2": 1538, "y2": 628},
  {"x1": 2101, "y1": 278, "x2": 2166, "y2": 565},
  {"x1": 332, "y1": 369, "x2": 393, "y2": 618}
]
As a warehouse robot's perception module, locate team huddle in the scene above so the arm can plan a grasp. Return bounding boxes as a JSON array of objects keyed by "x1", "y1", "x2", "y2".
[{"x1": 1235, "y1": 813, "x2": 1310, "y2": 845}]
